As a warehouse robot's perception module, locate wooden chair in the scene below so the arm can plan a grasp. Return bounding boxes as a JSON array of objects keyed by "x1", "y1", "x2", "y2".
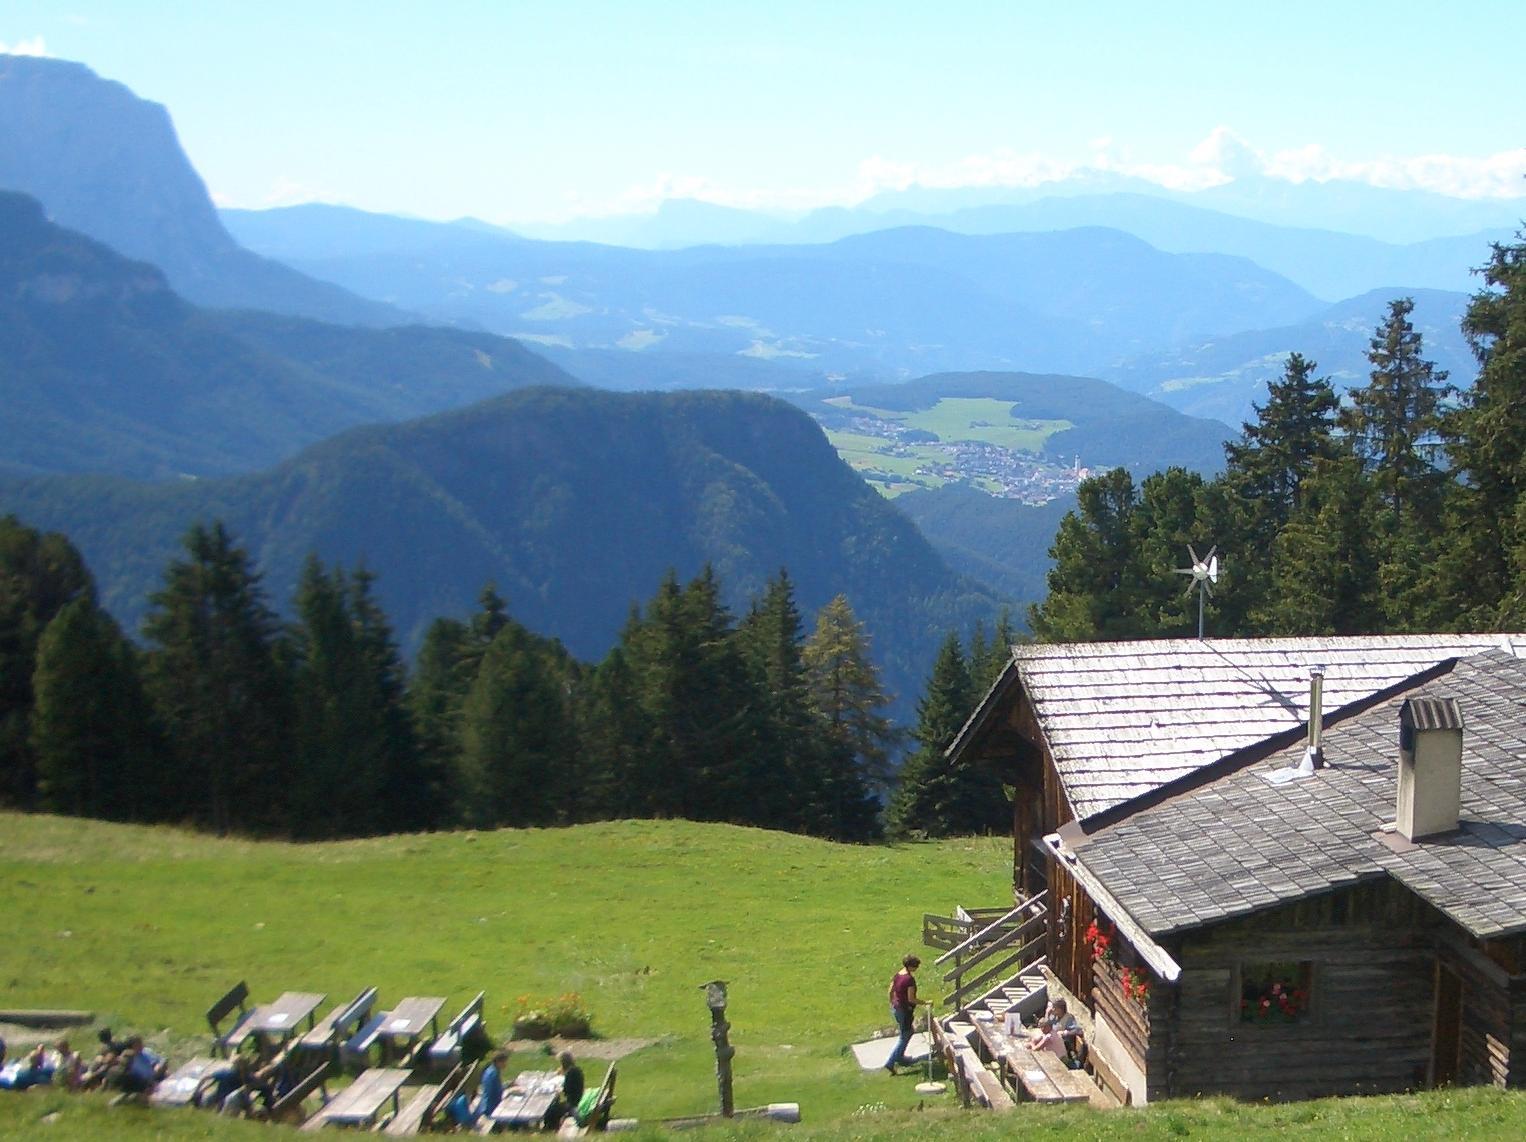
[
  {"x1": 207, "y1": 981, "x2": 255, "y2": 1058},
  {"x1": 557, "y1": 1063, "x2": 617, "y2": 1136}
]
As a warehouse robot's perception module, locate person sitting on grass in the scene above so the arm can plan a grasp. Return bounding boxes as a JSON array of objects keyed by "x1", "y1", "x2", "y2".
[
  {"x1": 543, "y1": 1050, "x2": 585, "y2": 1129},
  {"x1": 50, "y1": 1039, "x2": 83, "y2": 1090}
]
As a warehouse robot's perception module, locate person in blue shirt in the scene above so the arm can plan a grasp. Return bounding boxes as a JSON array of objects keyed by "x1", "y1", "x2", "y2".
[{"x1": 450, "y1": 1049, "x2": 507, "y2": 1126}]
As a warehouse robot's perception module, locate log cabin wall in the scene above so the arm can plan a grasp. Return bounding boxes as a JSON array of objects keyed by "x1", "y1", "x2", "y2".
[
  {"x1": 1090, "y1": 951, "x2": 1156, "y2": 1104},
  {"x1": 1436, "y1": 936, "x2": 1524, "y2": 1088},
  {"x1": 1154, "y1": 882, "x2": 1439, "y2": 1102},
  {"x1": 1049, "y1": 860, "x2": 1094, "y2": 1003}
]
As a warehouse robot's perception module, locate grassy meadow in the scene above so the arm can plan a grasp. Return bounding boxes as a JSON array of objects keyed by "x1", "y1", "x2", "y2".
[{"x1": 3, "y1": 812, "x2": 1525, "y2": 1140}]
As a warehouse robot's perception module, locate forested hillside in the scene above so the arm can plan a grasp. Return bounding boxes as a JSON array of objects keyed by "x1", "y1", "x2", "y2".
[{"x1": 0, "y1": 386, "x2": 997, "y2": 717}]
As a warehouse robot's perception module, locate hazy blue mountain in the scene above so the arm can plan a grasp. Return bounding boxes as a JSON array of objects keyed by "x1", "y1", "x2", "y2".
[
  {"x1": 224, "y1": 208, "x2": 1323, "y2": 377},
  {"x1": 540, "y1": 345, "x2": 828, "y2": 392},
  {"x1": 0, "y1": 190, "x2": 576, "y2": 480},
  {"x1": 1101, "y1": 288, "x2": 1475, "y2": 426},
  {"x1": 0, "y1": 387, "x2": 998, "y2": 718},
  {"x1": 0, "y1": 55, "x2": 403, "y2": 326}
]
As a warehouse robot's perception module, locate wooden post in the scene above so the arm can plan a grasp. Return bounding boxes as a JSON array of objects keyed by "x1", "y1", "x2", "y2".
[{"x1": 702, "y1": 980, "x2": 734, "y2": 1117}]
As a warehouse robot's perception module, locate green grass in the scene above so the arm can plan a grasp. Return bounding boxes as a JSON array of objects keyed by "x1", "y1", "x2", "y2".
[
  {"x1": 4, "y1": 813, "x2": 1525, "y2": 1140},
  {"x1": 0, "y1": 813, "x2": 1008, "y2": 1127}
]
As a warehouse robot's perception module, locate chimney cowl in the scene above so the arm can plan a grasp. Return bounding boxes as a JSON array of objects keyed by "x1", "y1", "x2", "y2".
[{"x1": 1396, "y1": 695, "x2": 1464, "y2": 841}]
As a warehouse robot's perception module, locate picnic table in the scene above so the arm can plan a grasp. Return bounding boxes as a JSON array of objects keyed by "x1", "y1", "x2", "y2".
[
  {"x1": 970, "y1": 1015, "x2": 1090, "y2": 1104},
  {"x1": 301, "y1": 1066, "x2": 410, "y2": 1131},
  {"x1": 149, "y1": 1056, "x2": 220, "y2": 1108},
  {"x1": 487, "y1": 1070, "x2": 563, "y2": 1130},
  {"x1": 250, "y1": 992, "x2": 326, "y2": 1053},
  {"x1": 380, "y1": 996, "x2": 446, "y2": 1060}
]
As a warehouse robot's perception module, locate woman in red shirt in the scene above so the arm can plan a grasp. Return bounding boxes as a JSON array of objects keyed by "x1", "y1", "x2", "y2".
[{"x1": 885, "y1": 954, "x2": 925, "y2": 1074}]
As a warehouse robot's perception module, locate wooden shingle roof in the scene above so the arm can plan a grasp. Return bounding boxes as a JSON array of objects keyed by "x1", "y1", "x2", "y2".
[
  {"x1": 1067, "y1": 650, "x2": 1526, "y2": 942},
  {"x1": 1001, "y1": 634, "x2": 1523, "y2": 821}
]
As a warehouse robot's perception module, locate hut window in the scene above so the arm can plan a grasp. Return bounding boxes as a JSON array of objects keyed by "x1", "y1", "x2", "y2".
[{"x1": 1239, "y1": 961, "x2": 1313, "y2": 1024}]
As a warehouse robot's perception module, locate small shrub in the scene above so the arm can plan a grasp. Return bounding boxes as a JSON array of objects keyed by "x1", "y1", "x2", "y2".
[{"x1": 510, "y1": 991, "x2": 593, "y2": 1039}]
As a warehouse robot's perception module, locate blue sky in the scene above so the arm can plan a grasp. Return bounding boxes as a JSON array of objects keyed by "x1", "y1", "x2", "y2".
[{"x1": 3, "y1": 1, "x2": 1524, "y2": 224}]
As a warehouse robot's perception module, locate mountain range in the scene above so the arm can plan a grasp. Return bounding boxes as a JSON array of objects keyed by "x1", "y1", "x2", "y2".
[
  {"x1": 0, "y1": 387, "x2": 996, "y2": 718},
  {"x1": 0, "y1": 190, "x2": 574, "y2": 480},
  {"x1": 0, "y1": 55, "x2": 402, "y2": 326}
]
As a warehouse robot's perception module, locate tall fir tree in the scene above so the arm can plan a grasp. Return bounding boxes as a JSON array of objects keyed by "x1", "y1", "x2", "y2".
[
  {"x1": 1439, "y1": 233, "x2": 1526, "y2": 624},
  {"x1": 1028, "y1": 468, "x2": 1141, "y2": 641},
  {"x1": 141, "y1": 521, "x2": 293, "y2": 834},
  {"x1": 0, "y1": 516, "x2": 94, "y2": 807},
  {"x1": 887, "y1": 633, "x2": 1006, "y2": 838},
  {"x1": 31, "y1": 597, "x2": 159, "y2": 821}
]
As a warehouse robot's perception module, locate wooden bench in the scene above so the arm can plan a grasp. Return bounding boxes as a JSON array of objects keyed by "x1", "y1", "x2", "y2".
[
  {"x1": 383, "y1": 1082, "x2": 441, "y2": 1136},
  {"x1": 268, "y1": 1059, "x2": 333, "y2": 1125},
  {"x1": 208, "y1": 982, "x2": 255, "y2": 1058},
  {"x1": 341, "y1": 1009, "x2": 393, "y2": 1069},
  {"x1": 428, "y1": 991, "x2": 486, "y2": 1069},
  {"x1": 301, "y1": 1066, "x2": 409, "y2": 1131},
  {"x1": 557, "y1": 1063, "x2": 618, "y2": 1136},
  {"x1": 299, "y1": 987, "x2": 378, "y2": 1057}
]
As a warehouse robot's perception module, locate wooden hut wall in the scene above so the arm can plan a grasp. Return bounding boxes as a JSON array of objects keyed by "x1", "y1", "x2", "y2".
[
  {"x1": 1090, "y1": 952, "x2": 1154, "y2": 1099},
  {"x1": 1048, "y1": 859, "x2": 1095, "y2": 1004},
  {"x1": 1437, "y1": 937, "x2": 1523, "y2": 1088},
  {"x1": 1152, "y1": 883, "x2": 1437, "y2": 1102}
]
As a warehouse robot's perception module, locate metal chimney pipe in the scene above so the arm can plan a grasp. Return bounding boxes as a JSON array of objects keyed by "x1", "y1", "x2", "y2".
[{"x1": 1307, "y1": 667, "x2": 1325, "y2": 769}]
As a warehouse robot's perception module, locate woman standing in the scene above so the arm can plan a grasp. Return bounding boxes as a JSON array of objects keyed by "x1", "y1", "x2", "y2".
[{"x1": 884, "y1": 954, "x2": 926, "y2": 1074}]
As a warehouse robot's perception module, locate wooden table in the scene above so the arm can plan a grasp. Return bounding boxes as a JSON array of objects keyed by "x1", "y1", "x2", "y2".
[
  {"x1": 301, "y1": 1066, "x2": 410, "y2": 1131},
  {"x1": 250, "y1": 992, "x2": 326, "y2": 1042},
  {"x1": 380, "y1": 996, "x2": 446, "y2": 1058},
  {"x1": 971, "y1": 1015, "x2": 1091, "y2": 1104},
  {"x1": 149, "y1": 1056, "x2": 220, "y2": 1107},
  {"x1": 487, "y1": 1070, "x2": 563, "y2": 1130}
]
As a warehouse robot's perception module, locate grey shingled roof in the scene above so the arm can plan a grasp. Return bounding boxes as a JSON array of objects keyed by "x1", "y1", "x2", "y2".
[
  {"x1": 1071, "y1": 650, "x2": 1526, "y2": 942},
  {"x1": 1010, "y1": 634, "x2": 1523, "y2": 821}
]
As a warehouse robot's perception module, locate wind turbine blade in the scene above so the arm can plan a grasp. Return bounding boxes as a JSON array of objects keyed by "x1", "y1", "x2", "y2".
[
  {"x1": 1186, "y1": 543, "x2": 1200, "y2": 566},
  {"x1": 1207, "y1": 555, "x2": 1219, "y2": 583},
  {"x1": 1183, "y1": 579, "x2": 1197, "y2": 597}
]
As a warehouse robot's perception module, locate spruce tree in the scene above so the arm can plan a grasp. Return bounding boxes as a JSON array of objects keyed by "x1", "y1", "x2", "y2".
[
  {"x1": 0, "y1": 516, "x2": 94, "y2": 807},
  {"x1": 1028, "y1": 468, "x2": 1140, "y2": 641},
  {"x1": 1440, "y1": 234, "x2": 1526, "y2": 623},
  {"x1": 141, "y1": 521, "x2": 293, "y2": 834},
  {"x1": 31, "y1": 597, "x2": 158, "y2": 821},
  {"x1": 888, "y1": 633, "x2": 1006, "y2": 838}
]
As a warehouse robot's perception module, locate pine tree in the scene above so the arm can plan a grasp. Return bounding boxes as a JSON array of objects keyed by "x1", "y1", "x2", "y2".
[
  {"x1": 1224, "y1": 353, "x2": 1340, "y2": 524},
  {"x1": 887, "y1": 633, "x2": 1006, "y2": 838},
  {"x1": 0, "y1": 516, "x2": 94, "y2": 807},
  {"x1": 349, "y1": 568, "x2": 429, "y2": 832},
  {"x1": 141, "y1": 521, "x2": 293, "y2": 834},
  {"x1": 31, "y1": 597, "x2": 159, "y2": 821},
  {"x1": 407, "y1": 616, "x2": 474, "y2": 823},
  {"x1": 1439, "y1": 234, "x2": 1526, "y2": 623}
]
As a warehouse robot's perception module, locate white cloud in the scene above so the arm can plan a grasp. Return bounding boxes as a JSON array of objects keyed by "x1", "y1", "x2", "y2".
[
  {"x1": 0, "y1": 35, "x2": 48, "y2": 56},
  {"x1": 552, "y1": 130, "x2": 1525, "y2": 223}
]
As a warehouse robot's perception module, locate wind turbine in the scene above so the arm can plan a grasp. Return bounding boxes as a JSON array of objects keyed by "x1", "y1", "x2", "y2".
[{"x1": 1174, "y1": 544, "x2": 1219, "y2": 640}]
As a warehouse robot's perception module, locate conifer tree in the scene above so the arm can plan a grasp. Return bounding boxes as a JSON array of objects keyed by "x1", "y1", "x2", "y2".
[
  {"x1": 888, "y1": 633, "x2": 1006, "y2": 838},
  {"x1": 407, "y1": 616, "x2": 473, "y2": 821},
  {"x1": 1028, "y1": 468, "x2": 1140, "y2": 641},
  {"x1": 1224, "y1": 353, "x2": 1341, "y2": 524},
  {"x1": 0, "y1": 516, "x2": 94, "y2": 807},
  {"x1": 803, "y1": 594, "x2": 899, "y2": 797},
  {"x1": 31, "y1": 597, "x2": 158, "y2": 821},
  {"x1": 1340, "y1": 298, "x2": 1452, "y2": 529},
  {"x1": 1439, "y1": 234, "x2": 1526, "y2": 623},
  {"x1": 456, "y1": 622, "x2": 578, "y2": 827},
  {"x1": 141, "y1": 521, "x2": 293, "y2": 834}
]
